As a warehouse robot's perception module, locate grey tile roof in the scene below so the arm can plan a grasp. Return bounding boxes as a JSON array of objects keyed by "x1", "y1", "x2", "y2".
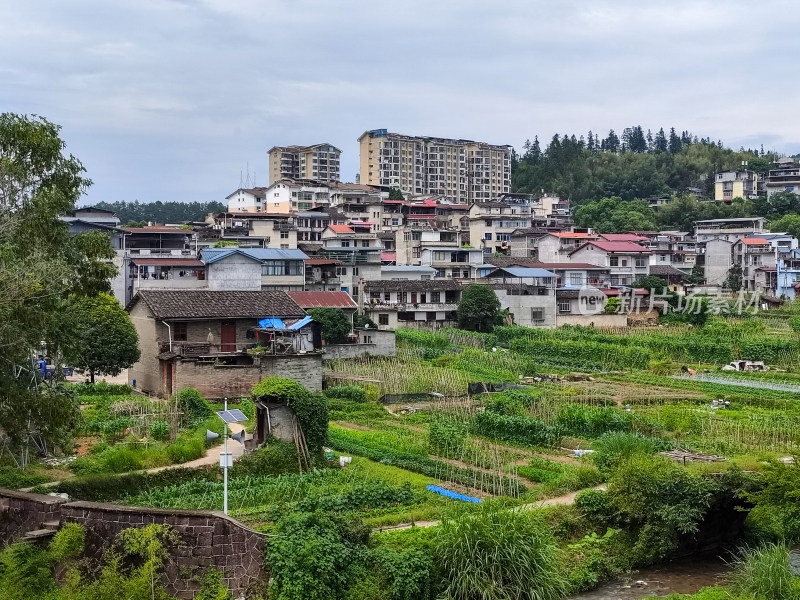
[
  {"x1": 364, "y1": 279, "x2": 464, "y2": 292},
  {"x1": 129, "y1": 290, "x2": 306, "y2": 319}
]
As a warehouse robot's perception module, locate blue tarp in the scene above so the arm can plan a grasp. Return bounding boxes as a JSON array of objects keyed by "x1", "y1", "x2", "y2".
[
  {"x1": 426, "y1": 484, "x2": 481, "y2": 503},
  {"x1": 258, "y1": 317, "x2": 285, "y2": 329},
  {"x1": 288, "y1": 315, "x2": 313, "y2": 330}
]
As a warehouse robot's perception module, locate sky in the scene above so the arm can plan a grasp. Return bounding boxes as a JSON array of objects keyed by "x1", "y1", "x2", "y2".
[{"x1": 2, "y1": 1, "x2": 798, "y2": 205}]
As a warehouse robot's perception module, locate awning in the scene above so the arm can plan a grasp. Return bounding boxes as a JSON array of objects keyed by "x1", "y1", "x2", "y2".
[
  {"x1": 288, "y1": 315, "x2": 313, "y2": 330},
  {"x1": 258, "y1": 317, "x2": 285, "y2": 329}
]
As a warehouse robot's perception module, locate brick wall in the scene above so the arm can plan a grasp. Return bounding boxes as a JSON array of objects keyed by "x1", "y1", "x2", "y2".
[
  {"x1": 0, "y1": 488, "x2": 66, "y2": 544},
  {"x1": 175, "y1": 352, "x2": 323, "y2": 399}
]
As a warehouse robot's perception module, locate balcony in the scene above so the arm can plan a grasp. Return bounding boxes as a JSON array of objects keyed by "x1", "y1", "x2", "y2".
[
  {"x1": 127, "y1": 248, "x2": 195, "y2": 257},
  {"x1": 367, "y1": 301, "x2": 458, "y2": 312}
]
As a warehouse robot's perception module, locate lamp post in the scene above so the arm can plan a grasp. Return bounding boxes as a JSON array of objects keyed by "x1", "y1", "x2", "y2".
[{"x1": 211, "y1": 399, "x2": 248, "y2": 515}]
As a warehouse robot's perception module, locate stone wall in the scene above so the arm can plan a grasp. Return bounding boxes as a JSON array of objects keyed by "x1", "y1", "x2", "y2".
[
  {"x1": 0, "y1": 488, "x2": 66, "y2": 544},
  {"x1": 0, "y1": 488, "x2": 267, "y2": 599},
  {"x1": 174, "y1": 352, "x2": 323, "y2": 399}
]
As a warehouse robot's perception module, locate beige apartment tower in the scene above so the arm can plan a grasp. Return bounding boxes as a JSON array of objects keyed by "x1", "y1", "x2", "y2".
[
  {"x1": 358, "y1": 129, "x2": 511, "y2": 203},
  {"x1": 268, "y1": 144, "x2": 341, "y2": 184}
]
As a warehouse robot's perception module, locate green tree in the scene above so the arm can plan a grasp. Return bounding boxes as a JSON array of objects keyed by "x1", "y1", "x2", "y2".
[
  {"x1": 388, "y1": 187, "x2": 404, "y2": 200},
  {"x1": 753, "y1": 190, "x2": 800, "y2": 218},
  {"x1": 0, "y1": 113, "x2": 116, "y2": 458},
  {"x1": 769, "y1": 213, "x2": 800, "y2": 239},
  {"x1": 574, "y1": 196, "x2": 656, "y2": 233},
  {"x1": 307, "y1": 307, "x2": 352, "y2": 343},
  {"x1": 632, "y1": 276, "x2": 668, "y2": 291},
  {"x1": 457, "y1": 285, "x2": 500, "y2": 333},
  {"x1": 687, "y1": 263, "x2": 705, "y2": 285},
  {"x1": 725, "y1": 265, "x2": 743, "y2": 292},
  {"x1": 63, "y1": 293, "x2": 140, "y2": 383}
]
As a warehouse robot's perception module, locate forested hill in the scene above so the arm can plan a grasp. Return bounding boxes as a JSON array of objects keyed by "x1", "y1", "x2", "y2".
[
  {"x1": 92, "y1": 200, "x2": 226, "y2": 226},
  {"x1": 511, "y1": 127, "x2": 772, "y2": 203}
]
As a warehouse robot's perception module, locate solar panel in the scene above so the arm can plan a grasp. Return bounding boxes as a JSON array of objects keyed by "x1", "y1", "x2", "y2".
[{"x1": 215, "y1": 409, "x2": 248, "y2": 423}]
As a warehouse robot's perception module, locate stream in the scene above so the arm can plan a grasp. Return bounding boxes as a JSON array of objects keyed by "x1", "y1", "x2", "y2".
[{"x1": 568, "y1": 552, "x2": 730, "y2": 600}]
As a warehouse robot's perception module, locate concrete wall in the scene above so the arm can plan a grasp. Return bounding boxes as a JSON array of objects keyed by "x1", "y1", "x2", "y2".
[
  {"x1": 705, "y1": 239, "x2": 733, "y2": 286},
  {"x1": 495, "y1": 289, "x2": 556, "y2": 327},
  {"x1": 207, "y1": 254, "x2": 261, "y2": 291},
  {"x1": 556, "y1": 314, "x2": 628, "y2": 327},
  {"x1": 0, "y1": 488, "x2": 267, "y2": 600},
  {"x1": 128, "y1": 299, "x2": 161, "y2": 393},
  {"x1": 174, "y1": 353, "x2": 323, "y2": 398},
  {"x1": 324, "y1": 330, "x2": 395, "y2": 359}
]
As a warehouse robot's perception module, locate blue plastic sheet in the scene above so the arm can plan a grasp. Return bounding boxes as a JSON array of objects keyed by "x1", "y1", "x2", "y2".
[{"x1": 426, "y1": 484, "x2": 481, "y2": 503}]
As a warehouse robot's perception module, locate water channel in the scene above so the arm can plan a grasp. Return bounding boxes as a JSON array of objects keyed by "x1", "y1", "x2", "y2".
[{"x1": 569, "y1": 552, "x2": 730, "y2": 600}]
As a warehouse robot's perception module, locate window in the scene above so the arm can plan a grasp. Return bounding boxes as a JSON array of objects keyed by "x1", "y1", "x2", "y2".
[
  {"x1": 341, "y1": 240, "x2": 350, "y2": 247},
  {"x1": 558, "y1": 302, "x2": 571, "y2": 314},
  {"x1": 353, "y1": 267, "x2": 360, "y2": 276},
  {"x1": 485, "y1": 233, "x2": 492, "y2": 241},
  {"x1": 610, "y1": 257, "x2": 619, "y2": 266},
  {"x1": 621, "y1": 259, "x2": 628, "y2": 267},
  {"x1": 336, "y1": 266, "x2": 347, "y2": 276},
  {"x1": 431, "y1": 291, "x2": 441, "y2": 302},
  {"x1": 485, "y1": 220, "x2": 492, "y2": 226},
  {"x1": 174, "y1": 322, "x2": 187, "y2": 341},
  {"x1": 531, "y1": 308, "x2": 544, "y2": 323},
  {"x1": 262, "y1": 260, "x2": 302, "y2": 276},
  {"x1": 379, "y1": 314, "x2": 389, "y2": 325},
  {"x1": 280, "y1": 231, "x2": 289, "y2": 239},
  {"x1": 361, "y1": 240, "x2": 370, "y2": 247},
  {"x1": 635, "y1": 257, "x2": 646, "y2": 268},
  {"x1": 433, "y1": 251, "x2": 447, "y2": 261},
  {"x1": 398, "y1": 292, "x2": 408, "y2": 303},
  {"x1": 435, "y1": 269, "x2": 445, "y2": 278},
  {"x1": 280, "y1": 244, "x2": 289, "y2": 249},
  {"x1": 569, "y1": 273, "x2": 583, "y2": 286}
]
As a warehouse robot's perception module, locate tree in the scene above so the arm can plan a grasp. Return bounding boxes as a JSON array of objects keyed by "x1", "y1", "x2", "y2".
[
  {"x1": 307, "y1": 308, "x2": 351, "y2": 343},
  {"x1": 769, "y1": 213, "x2": 800, "y2": 239},
  {"x1": 725, "y1": 265, "x2": 743, "y2": 292},
  {"x1": 0, "y1": 113, "x2": 117, "y2": 458},
  {"x1": 388, "y1": 187, "x2": 404, "y2": 200},
  {"x1": 653, "y1": 128, "x2": 668, "y2": 152},
  {"x1": 753, "y1": 190, "x2": 800, "y2": 218},
  {"x1": 632, "y1": 276, "x2": 669, "y2": 291},
  {"x1": 63, "y1": 293, "x2": 140, "y2": 383},
  {"x1": 687, "y1": 263, "x2": 705, "y2": 285},
  {"x1": 574, "y1": 196, "x2": 656, "y2": 233},
  {"x1": 457, "y1": 285, "x2": 500, "y2": 333}
]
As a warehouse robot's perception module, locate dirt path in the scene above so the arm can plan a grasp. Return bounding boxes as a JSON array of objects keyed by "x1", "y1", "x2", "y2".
[
  {"x1": 20, "y1": 424, "x2": 248, "y2": 492},
  {"x1": 376, "y1": 483, "x2": 605, "y2": 532}
]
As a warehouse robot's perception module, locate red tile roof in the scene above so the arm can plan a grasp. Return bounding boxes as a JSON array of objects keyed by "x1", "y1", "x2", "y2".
[
  {"x1": 552, "y1": 232, "x2": 597, "y2": 238},
  {"x1": 287, "y1": 291, "x2": 357, "y2": 309},
  {"x1": 523, "y1": 262, "x2": 609, "y2": 270},
  {"x1": 328, "y1": 224, "x2": 354, "y2": 233},
  {"x1": 741, "y1": 237, "x2": 768, "y2": 245},
  {"x1": 130, "y1": 258, "x2": 204, "y2": 267},
  {"x1": 571, "y1": 241, "x2": 650, "y2": 254}
]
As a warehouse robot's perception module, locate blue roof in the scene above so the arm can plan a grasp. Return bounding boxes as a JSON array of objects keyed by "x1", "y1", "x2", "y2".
[
  {"x1": 202, "y1": 248, "x2": 309, "y2": 264},
  {"x1": 490, "y1": 267, "x2": 556, "y2": 278},
  {"x1": 258, "y1": 317, "x2": 285, "y2": 329},
  {"x1": 288, "y1": 315, "x2": 313, "y2": 330}
]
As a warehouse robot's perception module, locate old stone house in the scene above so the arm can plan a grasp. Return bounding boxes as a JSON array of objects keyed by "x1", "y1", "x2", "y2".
[{"x1": 126, "y1": 290, "x2": 322, "y2": 399}]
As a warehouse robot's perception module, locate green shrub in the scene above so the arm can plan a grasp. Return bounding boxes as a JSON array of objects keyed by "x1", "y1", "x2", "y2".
[
  {"x1": 68, "y1": 381, "x2": 133, "y2": 396},
  {"x1": 554, "y1": 404, "x2": 631, "y2": 439},
  {"x1": 232, "y1": 439, "x2": 300, "y2": 477},
  {"x1": 575, "y1": 489, "x2": 613, "y2": 522},
  {"x1": 727, "y1": 543, "x2": 800, "y2": 600},
  {"x1": 428, "y1": 416, "x2": 469, "y2": 457},
  {"x1": 298, "y1": 480, "x2": 417, "y2": 513},
  {"x1": 195, "y1": 568, "x2": 233, "y2": 600},
  {"x1": 150, "y1": 420, "x2": 170, "y2": 441},
  {"x1": 49, "y1": 522, "x2": 86, "y2": 562},
  {"x1": 471, "y1": 411, "x2": 558, "y2": 448},
  {"x1": 323, "y1": 385, "x2": 368, "y2": 403},
  {"x1": 590, "y1": 432, "x2": 674, "y2": 472},
  {"x1": 745, "y1": 460, "x2": 800, "y2": 541},
  {"x1": 0, "y1": 467, "x2": 50, "y2": 489},
  {"x1": 53, "y1": 468, "x2": 214, "y2": 502},
  {"x1": 175, "y1": 387, "x2": 213, "y2": 425},
  {"x1": 434, "y1": 502, "x2": 568, "y2": 600}
]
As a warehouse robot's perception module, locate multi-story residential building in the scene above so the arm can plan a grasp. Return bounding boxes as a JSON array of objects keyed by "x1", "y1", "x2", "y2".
[
  {"x1": 357, "y1": 129, "x2": 511, "y2": 202},
  {"x1": 420, "y1": 246, "x2": 488, "y2": 279},
  {"x1": 714, "y1": 170, "x2": 758, "y2": 201},
  {"x1": 777, "y1": 249, "x2": 800, "y2": 299},
  {"x1": 732, "y1": 234, "x2": 798, "y2": 293},
  {"x1": 508, "y1": 228, "x2": 550, "y2": 259},
  {"x1": 361, "y1": 279, "x2": 462, "y2": 330},
  {"x1": 535, "y1": 232, "x2": 601, "y2": 263},
  {"x1": 321, "y1": 223, "x2": 383, "y2": 297},
  {"x1": 294, "y1": 211, "x2": 331, "y2": 242},
  {"x1": 694, "y1": 217, "x2": 765, "y2": 243},
  {"x1": 639, "y1": 231, "x2": 698, "y2": 272},
  {"x1": 268, "y1": 144, "x2": 341, "y2": 183},
  {"x1": 394, "y1": 226, "x2": 461, "y2": 265},
  {"x1": 201, "y1": 248, "x2": 308, "y2": 291},
  {"x1": 380, "y1": 265, "x2": 437, "y2": 280},
  {"x1": 124, "y1": 226, "x2": 199, "y2": 303},
  {"x1": 304, "y1": 257, "x2": 343, "y2": 292},
  {"x1": 764, "y1": 157, "x2": 800, "y2": 198},
  {"x1": 228, "y1": 179, "x2": 332, "y2": 214},
  {"x1": 466, "y1": 202, "x2": 532, "y2": 256},
  {"x1": 328, "y1": 181, "x2": 386, "y2": 207},
  {"x1": 201, "y1": 211, "x2": 296, "y2": 249},
  {"x1": 485, "y1": 267, "x2": 558, "y2": 328},
  {"x1": 568, "y1": 241, "x2": 650, "y2": 286}
]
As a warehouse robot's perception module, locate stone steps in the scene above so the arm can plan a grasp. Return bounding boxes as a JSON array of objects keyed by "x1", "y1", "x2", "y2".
[{"x1": 21, "y1": 528, "x2": 56, "y2": 541}]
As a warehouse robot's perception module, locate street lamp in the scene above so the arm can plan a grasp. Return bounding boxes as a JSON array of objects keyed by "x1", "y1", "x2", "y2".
[{"x1": 210, "y1": 397, "x2": 248, "y2": 514}]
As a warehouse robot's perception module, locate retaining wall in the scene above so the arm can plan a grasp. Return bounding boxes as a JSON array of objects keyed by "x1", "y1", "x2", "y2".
[{"x1": 0, "y1": 488, "x2": 267, "y2": 599}]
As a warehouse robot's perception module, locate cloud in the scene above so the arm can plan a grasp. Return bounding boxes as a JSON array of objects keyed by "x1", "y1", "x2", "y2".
[{"x1": 0, "y1": 0, "x2": 798, "y2": 204}]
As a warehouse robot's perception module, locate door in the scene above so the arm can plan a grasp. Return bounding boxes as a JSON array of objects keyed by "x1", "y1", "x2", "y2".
[{"x1": 220, "y1": 321, "x2": 236, "y2": 352}]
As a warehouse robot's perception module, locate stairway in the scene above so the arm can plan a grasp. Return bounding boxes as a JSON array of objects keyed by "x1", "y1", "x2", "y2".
[{"x1": 20, "y1": 519, "x2": 61, "y2": 542}]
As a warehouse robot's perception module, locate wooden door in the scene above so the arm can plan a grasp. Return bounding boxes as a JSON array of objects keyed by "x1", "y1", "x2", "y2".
[{"x1": 220, "y1": 321, "x2": 236, "y2": 352}]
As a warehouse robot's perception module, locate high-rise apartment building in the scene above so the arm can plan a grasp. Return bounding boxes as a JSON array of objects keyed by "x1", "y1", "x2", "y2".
[
  {"x1": 268, "y1": 144, "x2": 341, "y2": 184},
  {"x1": 357, "y1": 129, "x2": 511, "y2": 203}
]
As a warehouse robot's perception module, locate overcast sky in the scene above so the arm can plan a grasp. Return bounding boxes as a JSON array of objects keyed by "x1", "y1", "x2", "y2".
[{"x1": 2, "y1": 1, "x2": 797, "y2": 205}]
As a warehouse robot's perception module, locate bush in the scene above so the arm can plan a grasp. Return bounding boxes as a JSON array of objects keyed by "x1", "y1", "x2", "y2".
[
  {"x1": 745, "y1": 460, "x2": 800, "y2": 541},
  {"x1": 175, "y1": 387, "x2": 213, "y2": 426},
  {"x1": 323, "y1": 385, "x2": 367, "y2": 403},
  {"x1": 0, "y1": 467, "x2": 50, "y2": 489},
  {"x1": 727, "y1": 543, "x2": 800, "y2": 600},
  {"x1": 554, "y1": 404, "x2": 632, "y2": 439},
  {"x1": 434, "y1": 502, "x2": 568, "y2": 600},
  {"x1": 575, "y1": 489, "x2": 614, "y2": 523},
  {"x1": 53, "y1": 468, "x2": 215, "y2": 502},
  {"x1": 471, "y1": 411, "x2": 558, "y2": 448},
  {"x1": 150, "y1": 420, "x2": 170, "y2": 441},
  {"x1": 428, "y1": 417, "x2": 469, "y2": 457},
  {"x1": 591, "y1": 432, "x2": 674, "y2": 472},
  {"x1": 68, "y1": 381, "x2": 133, "y2": 396},
  {"x1": 232, "y1": 439, "x2": 300, "y2": 477}
]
